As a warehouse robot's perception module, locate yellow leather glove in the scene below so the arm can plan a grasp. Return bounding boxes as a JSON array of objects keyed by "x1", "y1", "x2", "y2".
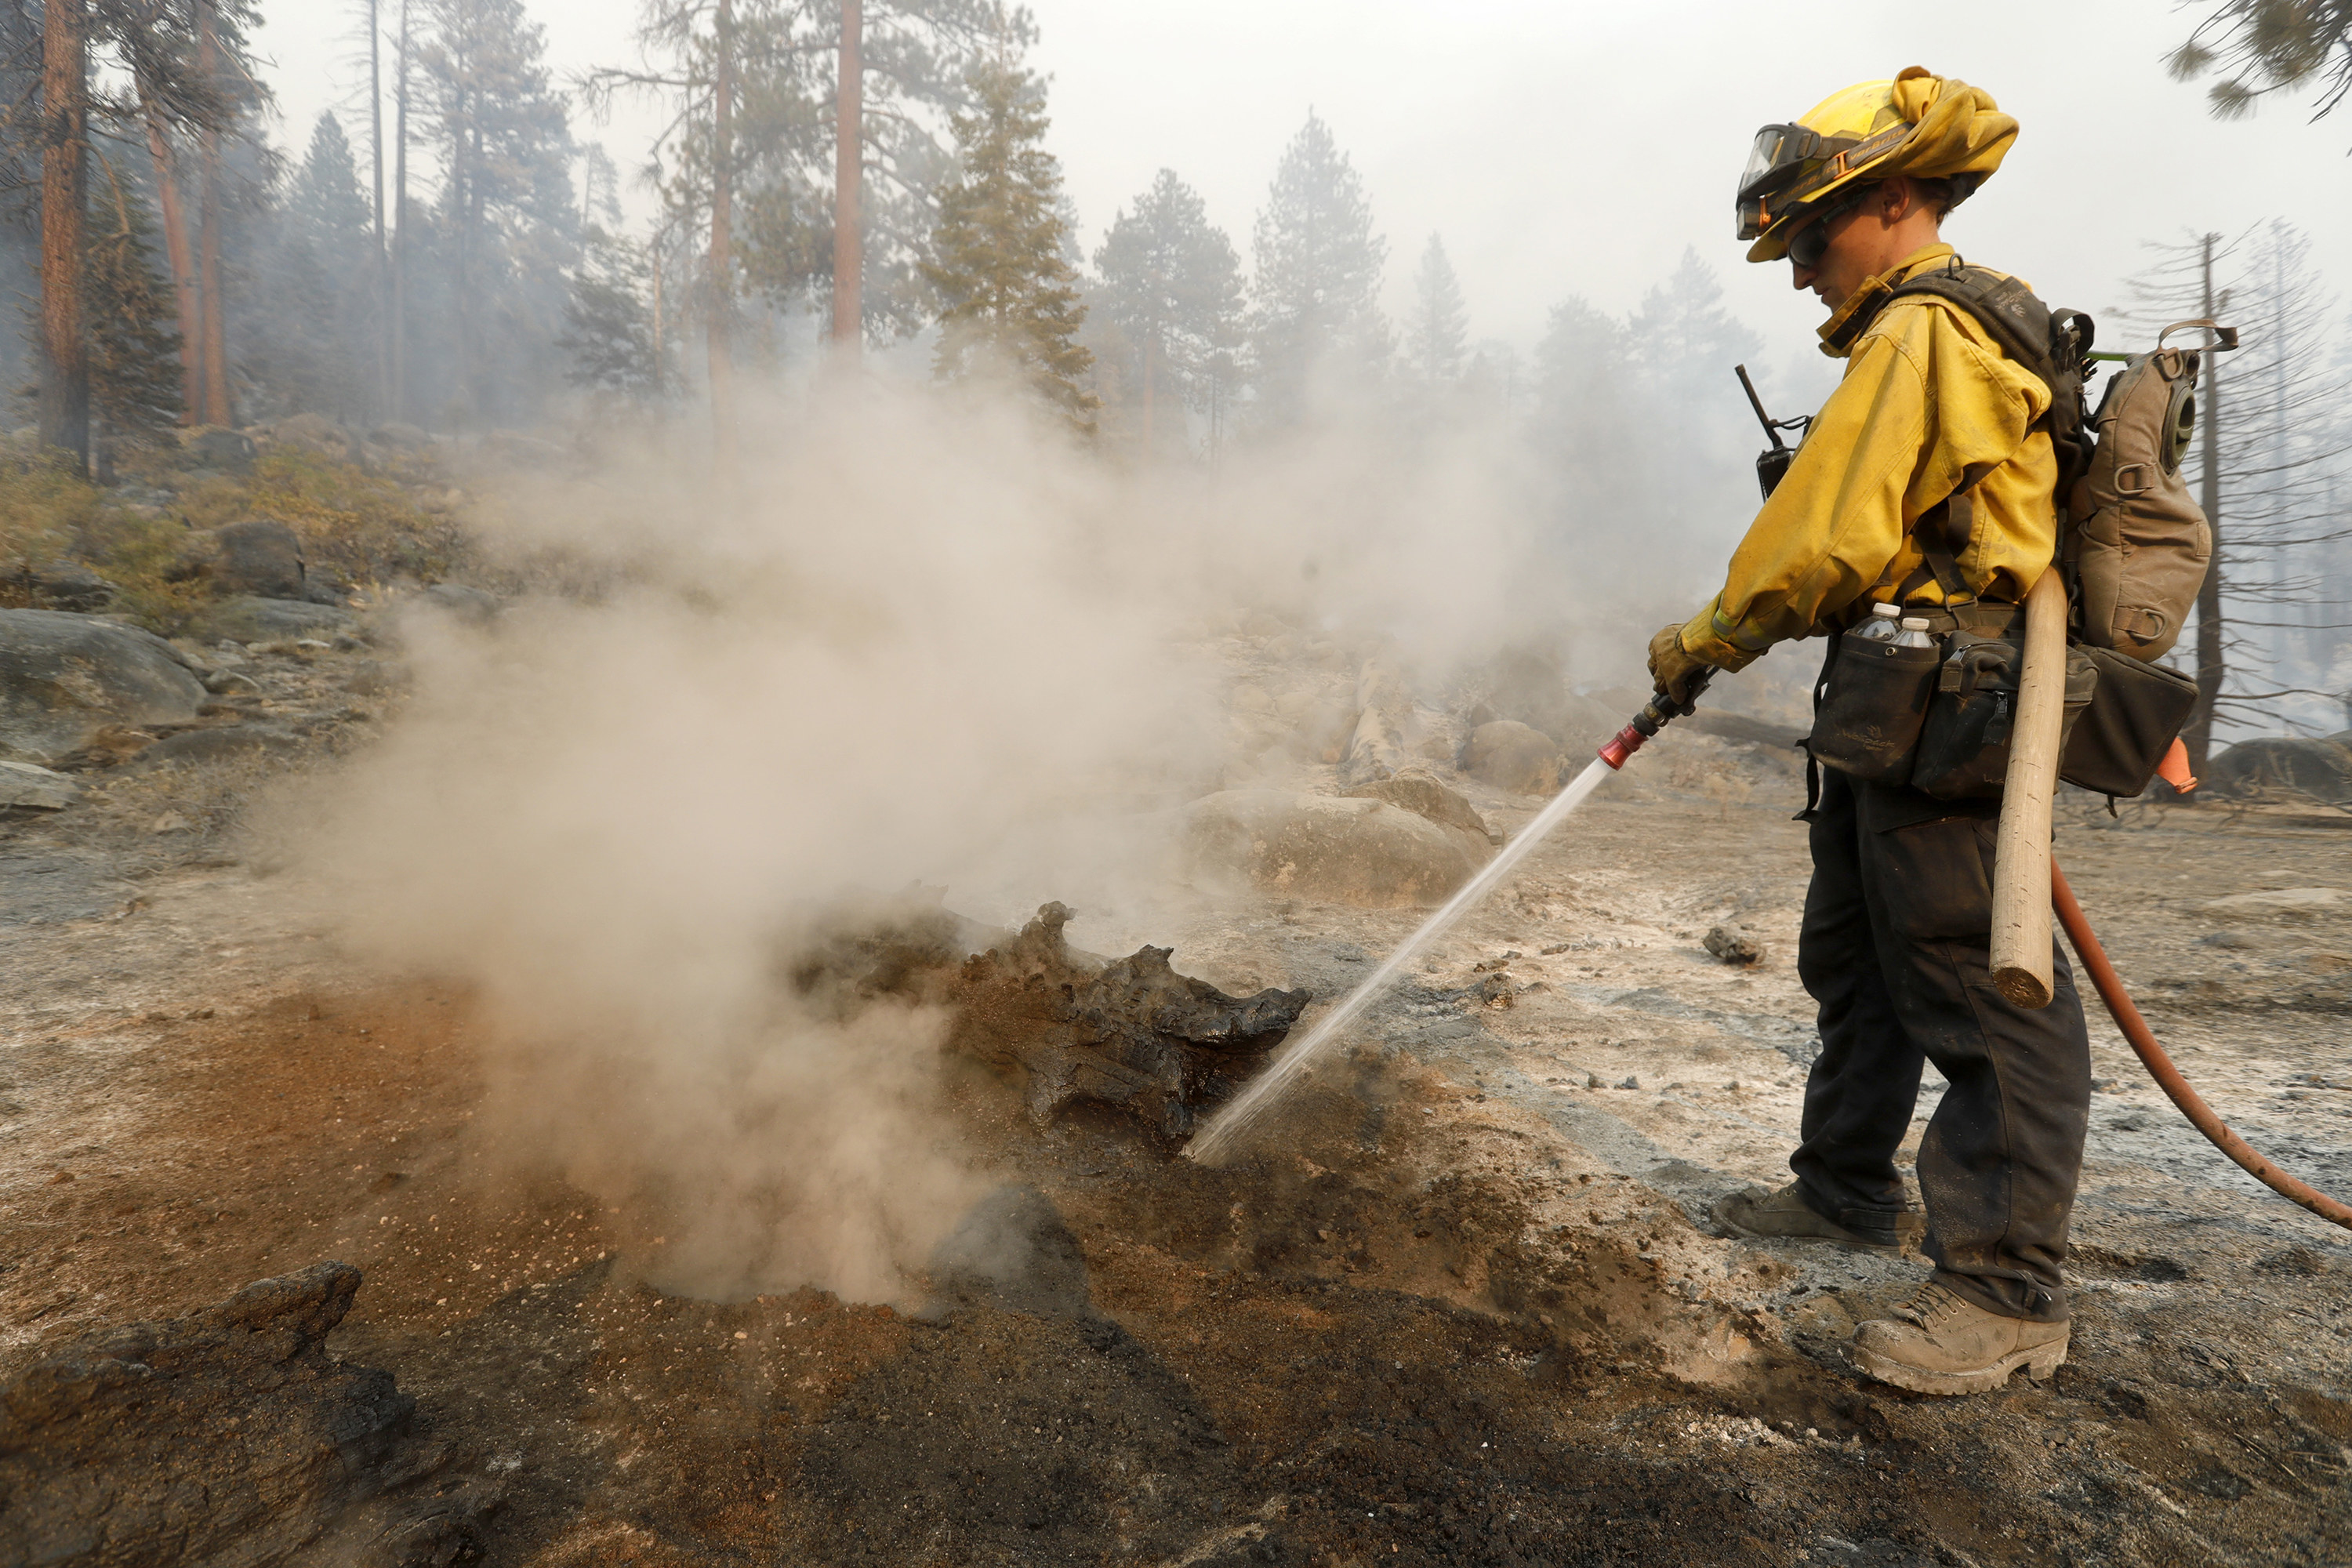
[{"x1": 1647, "y1": 623, "x2": 1711, "y2": 707}]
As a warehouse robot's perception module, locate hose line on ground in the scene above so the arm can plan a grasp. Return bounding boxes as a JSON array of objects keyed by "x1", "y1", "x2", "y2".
[{"x1": 2051, "y1": 858, "x2": 2352, "y2": 1233}]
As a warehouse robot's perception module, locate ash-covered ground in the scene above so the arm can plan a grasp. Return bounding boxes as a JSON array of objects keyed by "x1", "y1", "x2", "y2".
[{"x1": 2, "y1": 613, "x2": 2348, "y2": 1568}]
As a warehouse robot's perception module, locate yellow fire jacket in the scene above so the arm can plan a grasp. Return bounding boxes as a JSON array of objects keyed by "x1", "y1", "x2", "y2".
[{"x1": 1679, "y1": 243, "x2": 2058, "y2": 671}]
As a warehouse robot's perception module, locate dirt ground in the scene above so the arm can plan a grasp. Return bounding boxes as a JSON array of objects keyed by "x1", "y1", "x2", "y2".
[{"x1": 3, "y1": 642, "x2": 2350, "y2": 1566}]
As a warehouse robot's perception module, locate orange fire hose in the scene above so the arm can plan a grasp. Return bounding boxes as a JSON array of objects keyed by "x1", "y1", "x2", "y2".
[{"x1": 2052, "y1": 858, "x2": 2352, "y2": 1232}]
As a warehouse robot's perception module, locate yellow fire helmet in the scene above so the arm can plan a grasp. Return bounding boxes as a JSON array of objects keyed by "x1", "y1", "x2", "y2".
[{"x1": 1738, "y1": 67, "x2": 2018, "y2": 263}]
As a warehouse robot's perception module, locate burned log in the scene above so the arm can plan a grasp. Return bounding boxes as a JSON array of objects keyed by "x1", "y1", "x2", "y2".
[
  {"x1": 789, "y1": 895, "x2": 1310, "y2": 1138},
  {"x1": 949, "y1": 903, "x2": 1311, "y2": 1137}
]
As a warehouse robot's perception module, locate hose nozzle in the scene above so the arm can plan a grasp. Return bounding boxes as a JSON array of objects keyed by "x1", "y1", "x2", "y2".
[{"x1": 1597, "y1": 670, "x2": 1712, "y2": 771}]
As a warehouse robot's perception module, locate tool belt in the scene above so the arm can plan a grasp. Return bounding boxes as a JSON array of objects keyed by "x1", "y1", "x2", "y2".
[{"x1": 1805, "y1": 602, "x2": 2196, "y2": 811}]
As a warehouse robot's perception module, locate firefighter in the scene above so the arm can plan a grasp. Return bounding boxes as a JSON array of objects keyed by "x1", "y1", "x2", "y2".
[{"x1": 1650, "y1": 69, "x2": 2091, "y2": 1395}]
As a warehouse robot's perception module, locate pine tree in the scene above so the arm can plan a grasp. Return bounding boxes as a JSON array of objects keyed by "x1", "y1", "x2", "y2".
[
  {"x1": 923, "y1": 56, "x2": 1094, "y2": 433},
  {"x1": 27, "y1": 0, "x2": 238, "y2": 466},
  {"x1": 1247, "y1": 111, "x2": 1388, "y2": 427},
  {"x1": 1403, "y1": 232, "x2": 1466, "y2": 395},
  {"x1": 1530, "y1": 295, "x2": 1639, "y2": 524},
  {"x1": 581, "y1": 142, "x2": 623, "y2": 231},
  {"x1": 416, "y1": 0, "x2": 577, "y2": 421},
  {"x1": 2171, "y1": 3, "x2": 2352, "y2": 129},
  {"x1": 289, "y1": 113, "x2": 374, "y2": 254},
  {"x1": 230, "y1": 113, "x2": 386, "y2": 423},
  {"x1": 85, "y1": 162, "x2": 184, "y2": 440},
  {"x1": 831, "y1": 1, "x2": 1028, "y2": 348},
  {"x1": 1628, "y1": 245, "x2": 1761, "y2": 405},
  {"x1": 1091, "y1": 168, "x2": 1242, "y2": 455},
  {"x1": 559, "y1": 227, "x2": 662, "y2": 400}
]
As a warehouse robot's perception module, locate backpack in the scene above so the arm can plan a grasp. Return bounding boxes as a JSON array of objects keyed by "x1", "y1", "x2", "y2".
[{"x1": 1881, "y1": 261, "x2": 2224, "y2": 662}]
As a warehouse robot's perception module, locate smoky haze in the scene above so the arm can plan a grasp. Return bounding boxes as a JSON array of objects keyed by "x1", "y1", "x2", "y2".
[
  {"x1": 263, "y1": 0, "x2": 2352, "y2": 358},
  {"x1": 300, "y1": 379, "x2": 1672, "y2": 1301}
]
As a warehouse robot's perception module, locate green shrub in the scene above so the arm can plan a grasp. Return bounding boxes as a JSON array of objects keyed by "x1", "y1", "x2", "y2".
[{"x1": 0, "y1": 454, "x2": 97, "y2": 606}]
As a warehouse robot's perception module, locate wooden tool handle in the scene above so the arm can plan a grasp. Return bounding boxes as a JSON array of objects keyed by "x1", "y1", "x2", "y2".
[{"x1": 1990, "y1": 568, "x2": 2067, "y2": 1007}]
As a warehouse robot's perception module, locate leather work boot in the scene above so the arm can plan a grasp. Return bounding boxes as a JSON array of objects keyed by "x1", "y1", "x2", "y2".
[
  {"x1": 1711, "y1": 1181, "x2": 1924, "y2": 1250},
  {"x1": 1850, "y1": 1280, "x2": 2070, "y2": 1395}
]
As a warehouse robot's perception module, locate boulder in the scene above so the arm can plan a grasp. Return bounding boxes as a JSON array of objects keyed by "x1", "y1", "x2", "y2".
[
  {"x1": 191, "y1": 595, "x2": 358, "y2": 643},
  {"x1": 1472, "y1": 648, "x2": 1624, "y2": 750},
  {"x1": 1685, "y1": 710, "x2": 1807, "y2": 750},
  {"x1": 179, "y1": 424, "x2": 254, "y2": 473},
  {"x1": 0, "y1": 1263, "x2": 498, "y2": 1567},
  {"x1": 0, "y1": 608, "x2": 206, "y2": 765},
  {"x1": 369, "y1": 421, "x2": 434, "y2": 450},
  {"x1": 176, "y1": 518, "x2": 308, "y2": 600},
  {"x1": 2204, "y1": 736, "x2": 2352, "y2": 804},
  {"x1": 1462, "y1": 720, "x2": 1566, "y2": 795},
  {"x1": 122, "y1": 724, "x2": 300, "y2": 771},
  {"x1": 2, "y1": 559, "x2": 114, "y2": 612},
  {"x1": 418, "y1": 582, "x2": 500, "y2": 624},
  {"x1": 264, "y1": 411, "x2": 358, "y2": 461},
  {"x1": 1341, "y1": 770, "x2": 1497, "y2": 843},
  {"x1": 0, "y1": 758, "x2": 80, "y2": 809},
  {"x1": 1184, "y1": 789, "x2": 1493, "y2": 908},
  {"x1": 1336, "y1": 658, "x2": 1412, "y2": 786}
]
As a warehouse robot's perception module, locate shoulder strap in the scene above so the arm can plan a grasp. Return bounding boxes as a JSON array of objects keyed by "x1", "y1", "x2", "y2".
[
  {"x1": 1889, "y1": 262, "x2": 2060, "y2": 387},
  {"x1": 1886, "y1": 259, "x2": 2095, "y2": 493}
]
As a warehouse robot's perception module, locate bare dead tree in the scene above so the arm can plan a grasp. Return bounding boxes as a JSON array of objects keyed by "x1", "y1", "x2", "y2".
[{"x1": 2124, "y1": 224, "x2": 2352, "y2": 766}]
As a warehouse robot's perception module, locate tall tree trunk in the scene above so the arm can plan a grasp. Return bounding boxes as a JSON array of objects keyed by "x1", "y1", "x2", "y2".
[
  {"x1": 38, "y1": 0, "x2": 89, "y2": 470},
  {"x1": 706, "y1": 0, "x2": 735, "y2": 459},
  {"x1": 1141, "y1": 332, "x2": 1153, "y2": 451},
  {"x1": 390, "y1": 0, "x2": 410, "y2": 422},
  {"x1": 830, "y1": 0, "x2": 861, "y2": 356},
  {"x1": 452, "y1": 84, "x2": 473, "y2": 422},
  {"x1": 369, "y1": 0, "x2": 389, "y2": 419},
  {"x1": 2185, "y1": 232, "x2": 2227, "y2": 778},
  {"x1": 142, "y1": 101, "x2": 201, "y2": 425},
  {"x1": 194, "y1": 0, "x2": 231, "y2": 426}
]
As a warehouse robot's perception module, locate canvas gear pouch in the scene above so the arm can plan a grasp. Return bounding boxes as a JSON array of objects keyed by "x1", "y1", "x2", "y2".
[
  {"x1": 2063, "y1": 339, "x2": 2212, "y2": 660},
  {"x1": 1911, "y1": 632, "x2": 2097, "y2": 800},
  {"x1": 1808, "y1": 624, "x2": 1942, "y2": 782},
  {"x1": 2059, "y1": 648, "x2": 2200, "y2": 798}
]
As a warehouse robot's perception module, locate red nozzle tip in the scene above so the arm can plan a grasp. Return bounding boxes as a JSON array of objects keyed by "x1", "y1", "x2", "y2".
[{"x1": 1598, "y1": 726, "x2": 1643, "y2": 771}]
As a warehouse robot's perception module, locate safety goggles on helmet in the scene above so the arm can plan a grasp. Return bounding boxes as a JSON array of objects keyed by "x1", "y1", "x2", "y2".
[{"x1": 1736, "y1": 118, "x2": 1914, "y2": 241}]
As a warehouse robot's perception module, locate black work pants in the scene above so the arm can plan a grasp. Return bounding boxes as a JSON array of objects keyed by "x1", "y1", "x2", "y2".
[{"x1": 1792, "y1": 767, "x2": 2091, "y2": 1322}]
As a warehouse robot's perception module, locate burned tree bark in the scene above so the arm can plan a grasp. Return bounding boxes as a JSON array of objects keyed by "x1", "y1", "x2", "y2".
[
  {"x1": 2184, "y1": 232, "x2": 2227, "y2": 776},
  {"x1": 139, "y1": 102, "x2": 201, "y2": 424},
  {"x1": 194, "y1": 0, "x2": 230, "y2": 426},
  {"x1": 38, "y1": 0, "x2": 90, "y2": 468}
]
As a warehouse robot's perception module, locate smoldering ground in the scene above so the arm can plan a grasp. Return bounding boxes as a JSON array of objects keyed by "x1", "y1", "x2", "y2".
[{"x1": 296, "y1": 380, "x2": 1694, "y2": 1308}]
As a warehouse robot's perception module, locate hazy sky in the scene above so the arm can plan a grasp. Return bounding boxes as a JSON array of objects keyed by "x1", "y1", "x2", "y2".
[{"x1": 260, "y1": 1, "x2": 2350, "y2": 375}]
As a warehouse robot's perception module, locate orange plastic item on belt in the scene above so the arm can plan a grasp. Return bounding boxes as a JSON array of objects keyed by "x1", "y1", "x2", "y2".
[
  {"x1": 2154, "y1": 738, "x2": 2198, "y2": 793},
  {"x1": 2053, "y1": 859, "x2": 2351, "y2": 1232}
]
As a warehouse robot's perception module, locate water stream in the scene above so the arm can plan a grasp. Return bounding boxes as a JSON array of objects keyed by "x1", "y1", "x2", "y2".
[{"x1": 1185, "y1": 755, "x2": 1617, "y2": 1164}]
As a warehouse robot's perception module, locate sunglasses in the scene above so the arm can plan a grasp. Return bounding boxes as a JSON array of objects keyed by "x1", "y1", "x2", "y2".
[{"x1": 1787, "y1": 187, "x2": 1871, "y2": 270}]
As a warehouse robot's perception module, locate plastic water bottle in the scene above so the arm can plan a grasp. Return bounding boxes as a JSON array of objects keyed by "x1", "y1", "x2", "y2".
[
  {"x1": 1893, "y1": 615, "x2": 1939, "y2": 649},
  {"x1": 1852, "y1": 603, "x2": 1904, "y2": 644}
]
